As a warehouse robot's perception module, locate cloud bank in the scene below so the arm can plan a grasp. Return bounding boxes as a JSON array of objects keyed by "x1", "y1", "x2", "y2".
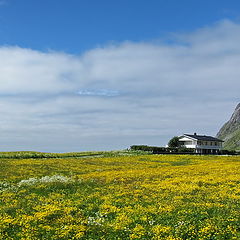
[{"x1": 0, "y1": 19, "x2": 239, "y2": 152}]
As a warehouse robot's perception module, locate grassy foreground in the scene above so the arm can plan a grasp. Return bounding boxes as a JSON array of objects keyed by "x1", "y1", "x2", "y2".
[{"x1": 0, "y1": 152, "x2": 240, "y2": 239}]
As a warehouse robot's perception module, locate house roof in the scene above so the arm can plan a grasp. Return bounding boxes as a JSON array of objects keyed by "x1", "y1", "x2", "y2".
[{"x1": 181, "y1": 134, "x2": 224, "y2": 142}]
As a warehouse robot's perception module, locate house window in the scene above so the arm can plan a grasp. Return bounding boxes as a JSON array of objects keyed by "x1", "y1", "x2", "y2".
[{"x1": 215, "y1": 142, "x2": 217, "y2": 146}]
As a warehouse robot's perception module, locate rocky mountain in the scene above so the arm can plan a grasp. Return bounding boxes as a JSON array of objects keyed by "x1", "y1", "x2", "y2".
[{"x1": 216, "y1": 103, "x2": 240, "y2": 150}]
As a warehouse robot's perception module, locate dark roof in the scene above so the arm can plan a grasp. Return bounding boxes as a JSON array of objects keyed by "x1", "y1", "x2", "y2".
[{"x1": 183, "y1": 134, "x2": 224, "y2": 142}]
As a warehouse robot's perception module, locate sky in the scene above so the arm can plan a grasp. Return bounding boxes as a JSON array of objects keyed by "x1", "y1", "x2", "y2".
[{"x1": 0, "y1": 0, "x2": 240, "y2": 152}]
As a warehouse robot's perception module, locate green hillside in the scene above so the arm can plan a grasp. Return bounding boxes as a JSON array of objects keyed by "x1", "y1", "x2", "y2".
[
  {"x1": 217, "y1": 103, "x2": 240, "y2": 150},
  {"x1": 220, "y1": 128, "x2": 240, "y2": 150}
]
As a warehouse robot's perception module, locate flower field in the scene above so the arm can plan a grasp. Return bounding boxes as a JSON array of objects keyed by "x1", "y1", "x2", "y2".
[{"x1": 0, "y1": 152, "x2": 240, "y2": 239}]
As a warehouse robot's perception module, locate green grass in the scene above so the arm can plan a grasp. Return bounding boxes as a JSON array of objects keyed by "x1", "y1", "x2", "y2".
[
  {"x1": 0, "y1": 153, "x2": 239, "y2": 239},
  {"x1": 0, "y1": 149, "x2": 150, "y2": 159}
]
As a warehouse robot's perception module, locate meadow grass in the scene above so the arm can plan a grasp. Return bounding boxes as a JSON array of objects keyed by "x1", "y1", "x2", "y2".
[{"x1": 0, "y1": 152, "x2": 239, "y2": 239}]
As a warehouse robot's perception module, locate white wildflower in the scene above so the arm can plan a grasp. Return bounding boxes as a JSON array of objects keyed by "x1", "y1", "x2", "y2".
[
  {"x1": 0, "y1": 181, "x2": 12, "y2": 191},
  {"x1": 18, "y1": 178, "x2": 38, "y2": 186},
  {"x1": 39, "y1": 175, "x2": 71, "y2": 183},
  {"x1": 87, "y1": 212, "x2": 105, "y2": 226},
  {"x1": 18, "y1": 175, "x2": 72, "y2": 186}
]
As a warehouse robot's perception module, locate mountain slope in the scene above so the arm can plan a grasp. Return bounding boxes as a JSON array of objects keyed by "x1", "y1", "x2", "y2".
[{"x1": 216, "y1": 103, "x2": 240, "y2": 150}]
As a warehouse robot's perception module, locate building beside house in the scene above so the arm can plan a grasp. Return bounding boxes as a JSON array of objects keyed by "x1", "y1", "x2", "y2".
[{"x1": 179, "y1": 133, "x2": 224, "y2": 154}]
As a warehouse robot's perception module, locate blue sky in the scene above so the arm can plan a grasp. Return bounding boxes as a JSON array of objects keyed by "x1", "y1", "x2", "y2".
[
  {"x1": 0, "y1": 0, "x2": 240, "y2": 152},
  {"x1": 1, "y1": 0, "x2": 240, "y2": 53}
]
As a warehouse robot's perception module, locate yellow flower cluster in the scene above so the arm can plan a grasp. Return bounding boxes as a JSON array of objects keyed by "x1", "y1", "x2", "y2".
[{"x1": 0, "y1": 153, "x2": 239, "y2": 239}]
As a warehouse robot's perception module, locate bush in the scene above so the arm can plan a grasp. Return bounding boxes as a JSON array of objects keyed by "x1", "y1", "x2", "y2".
[
  {"x1": 178, "y1": 147, "x2": 194, "y2": 153},
  {"x1": 129, "y1": 145, "x2": 194, "y2": 154},
  {"x1": 168, "y1": 136, "x2": 180, "y2": 148},
  {"x1": 220, "y1": 149, "x2": 238, "y2": 155}
]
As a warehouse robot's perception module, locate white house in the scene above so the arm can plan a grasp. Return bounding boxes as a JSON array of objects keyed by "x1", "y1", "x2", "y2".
[{"x1": 179, "y1": 133, "x2": 223, "y2": 154}]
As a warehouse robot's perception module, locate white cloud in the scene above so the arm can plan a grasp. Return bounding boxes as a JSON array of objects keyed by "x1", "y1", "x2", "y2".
[
  {"x1": 0, "y1": 19, "x2": 239, "y2": 151},
  {"x1": 77, "y1": 89, "x2": 120, "y2": 97},
  {"x1": 0, "y1": 47, "x2": 82, "y2": 94}
]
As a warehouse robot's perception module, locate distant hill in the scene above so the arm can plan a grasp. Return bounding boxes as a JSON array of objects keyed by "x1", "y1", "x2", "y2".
[{"x1": 216, "y1": 103, "x2": 240, "y2": 150}]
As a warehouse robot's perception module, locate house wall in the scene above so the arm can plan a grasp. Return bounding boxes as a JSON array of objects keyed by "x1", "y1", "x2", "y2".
[
  {"x1": 179, "y1": 137, "x2": 194, "y2": 141},
  {"x1": 179, "y1": 137, "x2": 222, "y2": 151},
  {"x1": 179, "y1": 138, "x2": 196, "y2": 148}
]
